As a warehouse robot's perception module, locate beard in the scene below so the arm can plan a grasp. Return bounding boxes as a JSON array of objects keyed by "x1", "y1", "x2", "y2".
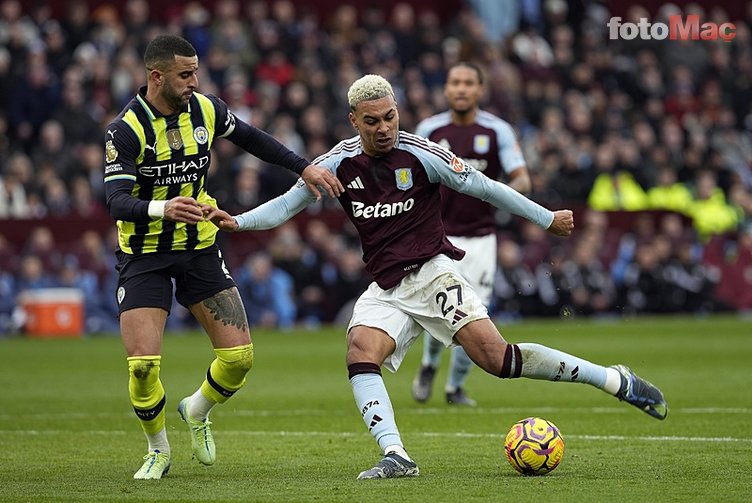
[{"x1": 163, "y1": 86, "x2": 189, "y2": 112}]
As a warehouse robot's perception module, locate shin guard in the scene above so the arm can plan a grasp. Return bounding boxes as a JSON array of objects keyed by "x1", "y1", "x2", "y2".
[{"x1": 200, "y1": 344, "x2": 254, "y2": 404}]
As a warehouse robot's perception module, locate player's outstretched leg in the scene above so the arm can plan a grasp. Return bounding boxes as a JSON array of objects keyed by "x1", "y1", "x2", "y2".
[
  {"x1": 610, "y1": 364, "x2": 668, "y2": 419},
  {"x1": 411, "y1": 333, "x2": 442, "y2": 402},
  {"x1": 455, "y1": 320, "x2": 668, "y2": 420},
  {"x1": 445, "y1": 346, "x2": 476, "y2": 406}
]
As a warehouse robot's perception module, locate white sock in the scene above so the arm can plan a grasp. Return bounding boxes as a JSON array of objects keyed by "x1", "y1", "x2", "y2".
[
  {"x1": 603, "y1": 367, "x2": 623, "y2": 395},
  {"x1": 187, "y1": 389, "x2": 215, "y2": 421},
  {"x1": 384, "y1": 444, "x2": 411, "y2": 461},
  {"x1": 146, "y1": 427, "x2": 170, "y2": 455}
]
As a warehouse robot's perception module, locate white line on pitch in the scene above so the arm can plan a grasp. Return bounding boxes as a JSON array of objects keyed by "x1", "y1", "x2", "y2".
[
  {"x1": 2, "y1": 430, "x2": 750, "y2": 443},
  {"x1": 0, "y1": 406, "x2": 748, "y2": 421}
]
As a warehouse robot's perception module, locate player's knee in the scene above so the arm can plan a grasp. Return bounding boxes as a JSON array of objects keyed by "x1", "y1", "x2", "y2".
[
  {"x1": 216, "y1": 343, "x2": 254, "y2": 381},
  {"x1": 203, "y1": 344, "x2": 254, "y2": 403},
  {"x1": 127, "y1": 356, "x2": 161, "y2": 389},
  {"x1": 346, "y1": 326, "x2": 394, "y2": 365}
]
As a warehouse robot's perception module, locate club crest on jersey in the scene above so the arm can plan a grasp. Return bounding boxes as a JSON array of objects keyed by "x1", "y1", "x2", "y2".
[
  {"x1": 395, "y1": 168, "x2": 413, "y2": 190},
  {"x1": 474, "y1": 134, "x2": 490, "y2": 154},
  {"x1": 193, "y1": 126, "x2": 208, "y2": 145},
  {"x1": 451, "y1": 156, "x2": 465, "y2": 173},
  {"x1": 166, "y1": 129, "x2": 183, "y2": 150},
  {"x1": 105, "y1": 140, "x2": 118, "y2": 163}
]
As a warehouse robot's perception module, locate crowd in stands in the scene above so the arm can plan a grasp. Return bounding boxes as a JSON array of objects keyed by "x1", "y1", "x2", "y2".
[{"x1": 2, "y1": 0, "x2": 752, "y2": 335}]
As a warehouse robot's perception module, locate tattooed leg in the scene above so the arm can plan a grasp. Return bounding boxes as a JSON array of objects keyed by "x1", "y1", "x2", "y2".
[{"x1": 190, "y1": 287, "x2": 252, "y2": 348}]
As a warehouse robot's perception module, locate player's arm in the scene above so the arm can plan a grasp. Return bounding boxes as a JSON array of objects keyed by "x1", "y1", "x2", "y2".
[
  {"x1": 496, "y1": 121, "x2": 531, "y2": 194},
  {"x1": 205, "y1": 178, "x2": 316, "y2": 232},
  {"x1": 506, "y1": 166, "x2": 531, "y2": 194},
  {"x1": 210, "y1": 95, "x2": 343, "y2": 199},
  {"x1": 103, "y1": 126, "x2": 203, "y2": 224},
  {"x1": 418, "y1": 141, "x2": 572, "y2": 236}
]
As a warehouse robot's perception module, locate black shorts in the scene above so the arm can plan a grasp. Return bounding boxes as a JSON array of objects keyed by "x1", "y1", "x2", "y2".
[{"x1": 115, "y1": 244, "x2": 236, "y2": 314}]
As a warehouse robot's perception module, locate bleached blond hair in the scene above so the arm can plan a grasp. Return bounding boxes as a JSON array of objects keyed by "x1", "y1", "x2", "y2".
[{"x1": 347, "y1": 74, "x2": 395, "y2": 110}]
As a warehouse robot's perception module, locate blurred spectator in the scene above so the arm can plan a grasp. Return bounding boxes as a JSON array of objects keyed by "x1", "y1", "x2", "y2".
[
  {"x1": 664, "y1": 239, "x2": 717, "y2": 313},
  {"x1": 55, "y1": 254, "x2": 117, "y2": 333},
  {"x1": 687, "y1": 170, "x2": 739, "y2": 240},
  {"x1": 535, "y1": 246, "x2": 573, "y2": 317},
  {"x1": 0, "y1": 266, "x2": 14, "y2": 334},
  {"x1": 30, "y1": 120, "x2": 73, "y2": 177},
  {"x1": 618, "y1": 239, "x2": 671, "y2": 315},
  {"x1": 647, "y1": 165, "x2": 693, "y2": 214},
  {"x1": 563, "y1": 236, "x2": 615, "y2": 316},
  {"x1": 235, "y1": 251, "x2": 296, "y2": 329},
  {"x1": 52, "y1": 79, "x2": 102, "y2": 148},
  {"x1": 14, "y1": 254, "x2": 55, "y2": 292},
  {"x1": 7, "y1": 57, "x2": 61, "y2": 151},
  {"x1": 492, "y1": 240, "x2": 538, "y2": 320},
  {"x1": 0, "y1": 154, "x2": 30, "y2": 218},
  {"x1": 329, "y1": 247, "x2": 370, "y2": 325},
  {"x1": 21, "y1": 226, "x2": 62, "y2": 273},
  {"x1": 587, "y1": 143, "x2": 649, "y2": 211},
  {"x1": 268, "y1": 223, "x2": 325, "y2": 326}
]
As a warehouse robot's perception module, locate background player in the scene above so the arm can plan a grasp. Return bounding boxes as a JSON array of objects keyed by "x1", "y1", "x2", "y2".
[{"x1": 412, "y1": 62, "x2": 531, "y2": 406}]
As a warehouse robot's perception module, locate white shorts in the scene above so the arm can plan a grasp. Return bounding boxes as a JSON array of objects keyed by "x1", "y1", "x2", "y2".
[
  {"x1": 348, "y1": 254, "x2": 489, "y2": 372},
  {"x1": 448, "y1": 233, "x2": 497, "y2": 306}
]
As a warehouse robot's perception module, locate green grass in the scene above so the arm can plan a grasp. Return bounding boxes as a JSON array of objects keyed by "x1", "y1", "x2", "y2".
[{"x1": 1, "y1": 315, "x2": 750, "y2": 502}]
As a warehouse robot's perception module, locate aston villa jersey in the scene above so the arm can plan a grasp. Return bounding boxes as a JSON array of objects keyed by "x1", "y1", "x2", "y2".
[
  {"x1": 415, "y1": 110, "x2": 526, "y2": 237},
  {"x1": 234, "y1": 132, "x2": 552, "y2": 291}
]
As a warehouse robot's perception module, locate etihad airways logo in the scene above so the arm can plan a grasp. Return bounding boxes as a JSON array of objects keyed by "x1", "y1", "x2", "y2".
[
  {"x1": 352, "y1": 199, "x2": 414, "y2": 219},
  {"x1": 138, "y1": 155, "x2": 210, "y2": 185},
  {"x1": 607, "y1": 15, "x2": 736, "y2": 42}
]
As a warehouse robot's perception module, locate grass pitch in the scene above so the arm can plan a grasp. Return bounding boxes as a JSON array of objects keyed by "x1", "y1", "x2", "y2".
[{"x1": 0, "y1": 315, "x2": 750, "y2": 502}]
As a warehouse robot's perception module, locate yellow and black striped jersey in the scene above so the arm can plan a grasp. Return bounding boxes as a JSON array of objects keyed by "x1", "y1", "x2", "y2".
[
  {"x1": 103, "y1": 88, "x2": 233, "y2": 254},
  {"x1": 104, "y1": 86, "x2": 308, "y2": 255}
]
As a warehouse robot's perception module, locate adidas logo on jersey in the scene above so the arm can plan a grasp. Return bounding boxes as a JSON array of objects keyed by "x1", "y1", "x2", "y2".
[
  {"x1": 351, "y1": 199, "x2": 414, "y2": 219},
  {"x1": 347, "y1": 176, "x2": 365, "y2": 189}
]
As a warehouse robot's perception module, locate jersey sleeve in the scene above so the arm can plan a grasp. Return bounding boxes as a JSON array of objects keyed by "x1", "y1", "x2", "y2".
[
  {"x1": 414, "y1": 119, "x2": 433, "y2": 139},
  {"x1": 103, "y1": 121, "x2": 151, "y2": 222},
  {"x1": 494, "y1": 121, "x2": 526, "y2": 174},
  {"x1": 414, "y1": 136, "x2": 553, "y2": 229},
  {"x1": 206, "y1": 94, "x2": 309, "y2": 174},
  {"x1": 233, "y1": 178, "x2": 316, "y2": 230}
]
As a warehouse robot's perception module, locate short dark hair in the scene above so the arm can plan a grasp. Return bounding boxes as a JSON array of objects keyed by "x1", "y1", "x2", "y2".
[
  {"x1": 449, "y1": 62, "x2": 485, "y2": 85},
  {"x1": 144, "y1": 35, "x2": 196, "y2": 70}
]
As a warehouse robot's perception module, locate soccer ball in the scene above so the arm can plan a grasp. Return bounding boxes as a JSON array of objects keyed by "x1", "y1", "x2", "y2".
[{"x1": 504, "y1": 417, "x2": 565, "y2": 476}]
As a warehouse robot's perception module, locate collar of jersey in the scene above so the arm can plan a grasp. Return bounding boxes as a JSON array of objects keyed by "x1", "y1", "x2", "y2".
[{"x1": 136, "y1": 86, "x2": 192, "y2": 120}]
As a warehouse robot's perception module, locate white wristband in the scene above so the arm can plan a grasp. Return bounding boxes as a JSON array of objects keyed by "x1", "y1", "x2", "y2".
[{"x1": 147, "y1": 200, "x2": 167, "y2": 218}]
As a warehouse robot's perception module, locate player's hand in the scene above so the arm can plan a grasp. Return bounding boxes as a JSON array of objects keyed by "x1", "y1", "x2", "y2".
[
  {"x1": 547, "y1": 210, "x2": 574, "y2": 236},
  {"x1": 204, "y1": 207, "x2": 239, "y2": 232},
  {"x1": 300, "y1": 164, "x2": 344, "y2": 200},
  {"x1": 164, "y1": 196, "x2": 203, "y2": 224}
]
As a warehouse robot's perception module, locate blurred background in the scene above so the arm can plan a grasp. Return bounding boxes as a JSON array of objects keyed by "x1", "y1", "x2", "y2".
[{"x1": 1, "y1": 0, "x2": 751, "y2": 337}]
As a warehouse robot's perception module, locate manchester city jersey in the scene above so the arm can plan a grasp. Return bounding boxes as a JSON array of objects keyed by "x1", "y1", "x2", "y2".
[{"x1": 104, "y1": 88, "x2": 235, "y2": 254}]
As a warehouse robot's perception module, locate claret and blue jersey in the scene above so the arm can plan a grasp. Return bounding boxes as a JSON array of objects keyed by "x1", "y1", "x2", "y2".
[{"x1": 233, "y1": 131, "x2": 552, "y2": 291}]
